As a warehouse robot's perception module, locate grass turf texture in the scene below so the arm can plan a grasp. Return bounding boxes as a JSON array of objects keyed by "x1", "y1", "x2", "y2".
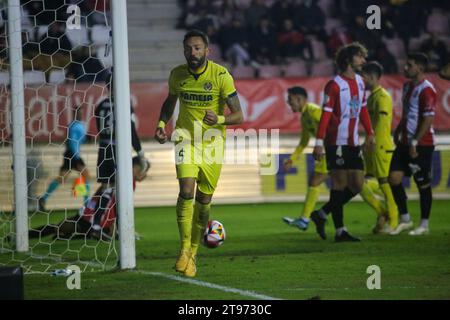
[{"x1": 1, "y1": 200, "x2": 450, "y2": 299}]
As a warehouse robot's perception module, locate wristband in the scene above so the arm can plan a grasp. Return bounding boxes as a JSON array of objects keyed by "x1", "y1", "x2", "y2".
[
  {"x1": 410, "y1": 139, "x2": 418, "y2": 147},
  {"x1": 217, "y1": 115, "x2": 225, "y2": 124},
  {"x1": 157, "y1": 120, "x2": 166, "y2": 129},
  {"x1": 138, "y1": 150, "x2": 145, "y2": 158},
  {"x1": 315, "y1": 139, "x2": 324, "y2": 147}
]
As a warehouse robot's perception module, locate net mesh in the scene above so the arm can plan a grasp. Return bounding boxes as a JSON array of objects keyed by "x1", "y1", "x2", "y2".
[{"x1": 0, "y1": 0, "x2": 118, "y2": 273}]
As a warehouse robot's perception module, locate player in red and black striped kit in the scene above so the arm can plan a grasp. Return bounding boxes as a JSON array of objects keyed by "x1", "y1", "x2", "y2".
[
  {"x1": 312, "y1": 42, "x2": 375, "y2": 242},
  {"x1": 389, "y1": 53, "x2": 437, "y2": 236}
]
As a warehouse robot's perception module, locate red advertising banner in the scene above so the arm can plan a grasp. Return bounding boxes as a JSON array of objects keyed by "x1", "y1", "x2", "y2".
[{"x1": 0, "y1": 74, "x2": 449, "y2": 142}]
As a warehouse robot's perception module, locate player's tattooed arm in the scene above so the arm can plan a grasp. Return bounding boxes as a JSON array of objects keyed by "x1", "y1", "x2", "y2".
[
  {"x1": 224, "y1": 93, "x2": 244, "y2": 125},
  {"x1": 158, "y1": 94, "x2": 178, "y2": 124},
  {"x1": 203, "y1": 92, "x2": 244, "y2": 126}
]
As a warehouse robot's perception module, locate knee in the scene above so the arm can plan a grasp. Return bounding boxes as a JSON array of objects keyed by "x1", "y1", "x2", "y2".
[
  {"x1": 179, "y1": 189, "x2": 194, "y2": 200},
  {"x1": 195, "y1": 191, "x2": 212, "y2": 205}
]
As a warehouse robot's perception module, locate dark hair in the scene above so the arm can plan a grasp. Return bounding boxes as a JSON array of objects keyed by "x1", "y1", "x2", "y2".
[
  {"x1": 183, "y1": 29, "x2": 209, "y2": 47},
  {"x1": 335, "y1": 42, "x2": 368, "y2": 71},
  {"x1": 362, "y1": 61, "x2": 384, "y2": 79},
  {"x1": 287, "y1": 86, "x2": 308, "y2": 98},
  {"x1": 407, "y1": 52, "x2": 429, "y2": 70}
]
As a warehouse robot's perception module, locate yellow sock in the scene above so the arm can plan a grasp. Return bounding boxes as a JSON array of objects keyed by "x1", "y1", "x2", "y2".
[
  {"x1": 302, "y1": 186, "x2": 320, "y2": 219},
  {"x1": 190, "y1": 201, "x2": 210, "y2": 257},
  {"x1": 360, "y1": 182, "x2": 386, "y2": 216},
  {"x1": 176, "y1": 197, "x2": 194, "y2": 252},
  {"x1": 380, "y1": 183, "x2": 398, "y2": 228},
  {"x1": 366, "y1": 178, "x2": 384, "y2": 198}
]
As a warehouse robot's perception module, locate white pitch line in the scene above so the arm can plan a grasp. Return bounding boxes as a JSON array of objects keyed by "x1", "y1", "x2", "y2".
[{"x1": 135, "y1": 270, "x2": 282, "y2": 300}]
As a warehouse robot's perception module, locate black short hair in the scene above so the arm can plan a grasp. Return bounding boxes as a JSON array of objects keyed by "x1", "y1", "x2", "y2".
[
  {"x1": 287, "y1": 86, "x2": 308, "y2": 98},
  {"x1": 183, "y1": 29, "x2": 209, "y2": 47},
  {"x1": 362, "y1": 61, "x2": 384, "y2": 79},
  {"x1": 407, "y1": 52, "x2": 429, "y2": 70},
  {"x1": 335, "y1": 42, "x2": 368, "y2": 71}
]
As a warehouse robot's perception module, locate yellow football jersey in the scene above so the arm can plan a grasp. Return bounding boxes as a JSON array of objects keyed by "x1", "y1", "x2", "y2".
[
  {"x1": 290, "y1": 102, "x2": 322, "y2": 161},
  {"x1": 367, "y1": 86, "x2": 394, "y2": 151},
  {"x1": 168, "y1": 60, "x2": 237, "y2": 138}
]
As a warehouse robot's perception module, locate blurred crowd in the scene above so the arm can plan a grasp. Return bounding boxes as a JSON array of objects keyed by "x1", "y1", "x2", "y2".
[{"x1": 177, "y1": 0, "x2": 450, "y2": 76}]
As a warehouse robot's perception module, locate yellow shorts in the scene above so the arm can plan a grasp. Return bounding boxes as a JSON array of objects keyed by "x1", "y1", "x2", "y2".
[
  {"x1": 175, "y1": 139, "x2": 224, "y2": 195},
  {"x1": 364, "y1": 148, "x2": 393, "y2": 178},
  {"x1": 314, "y1": 156, "x2": 328, "y2": 174}
]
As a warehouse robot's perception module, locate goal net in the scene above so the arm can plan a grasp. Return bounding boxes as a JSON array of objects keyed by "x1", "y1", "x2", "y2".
[{"x1": 0, "y1": 0, "x2": 125, "y2": 273}]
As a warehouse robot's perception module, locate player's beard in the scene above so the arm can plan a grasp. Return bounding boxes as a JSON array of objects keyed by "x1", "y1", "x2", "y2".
[
  {"x1": 188, "y1": 55, "x2": 206, "y2": 70},
  {"x1": 352, "y1": 63, "x2": 363, "y2": 73}
]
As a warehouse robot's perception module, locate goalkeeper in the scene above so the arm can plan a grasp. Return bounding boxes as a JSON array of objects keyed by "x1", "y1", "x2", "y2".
[
  {"x1": 29, "y1": 157, "x2": 149, "y2": 241},
  {"x1": 91, "y1": 71, "x2": 150, "y2": 232}
]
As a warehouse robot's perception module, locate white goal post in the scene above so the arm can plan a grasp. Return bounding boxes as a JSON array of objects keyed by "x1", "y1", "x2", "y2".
[{"x1": 4, "y1": 0, "x2": 136, "y2": 271}]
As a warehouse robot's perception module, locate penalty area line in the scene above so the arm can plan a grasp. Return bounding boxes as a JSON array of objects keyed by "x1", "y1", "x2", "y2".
[{"x1": 134, "y1": 270, "x2": 282, "y2": 300}]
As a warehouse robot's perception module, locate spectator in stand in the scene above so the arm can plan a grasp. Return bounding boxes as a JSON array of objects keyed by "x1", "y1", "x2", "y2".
[
  {"x1": 245, "y1": 0, "x2": 269, "y2": 29},
  {"x1": 277, "y1": 18, "x2": 313, "y2": 62},
  {"x1": 327, "y1": 27, "x2": 353, "y2": 58},
  {"x1": 371, "y1": 42, "x2": 398, "y2": 74},
  {"x1": 390, "y1": 0, "x2": 427, "y2": 50},
  {"x1": 251, "y1": 15, "x2": 278, "y2": 65},
  {"x1": 220, "y1": 18, "x2": 257, "y2": 67},
  {"x1": 270, "y1": 0, "x2": 294, "y2": 32},
  {"x1": 419, "y1": 33, "x2": 449, "y2": 72},
  {"x1": 294, "y1": 0, "x2": 327, "y2": 43},
  {"x1": 350, "y1": 15, "x2": 382, "y2": 56},
  {"x1": 218, "y1": 0, "x2": 242, "y2": 27}
]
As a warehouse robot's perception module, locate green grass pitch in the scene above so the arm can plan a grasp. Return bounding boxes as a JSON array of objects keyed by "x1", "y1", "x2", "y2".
[{"x1": 2, "y1": 200, "x2": 450, "y2": 300}]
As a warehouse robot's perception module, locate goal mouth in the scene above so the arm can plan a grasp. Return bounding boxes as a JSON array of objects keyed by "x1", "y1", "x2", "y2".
[{"x1": 0, "y1": 1, "x2": 132, "y2": 273}]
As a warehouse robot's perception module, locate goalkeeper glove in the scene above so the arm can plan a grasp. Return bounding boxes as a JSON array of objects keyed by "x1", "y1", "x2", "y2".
[{"x1": 137, "y1": 150, "x2": 150, "y2": 174}]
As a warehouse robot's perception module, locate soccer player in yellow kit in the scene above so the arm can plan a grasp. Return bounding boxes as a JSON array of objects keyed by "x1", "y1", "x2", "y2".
[
  {"x1": 282, "y1": 87, "x2": 327, "y2": 230},
  {"x1": 281, "y1": 86, "x2": 388, "y2": 233},
  {"x1": 154, "y1": 30, "x2": 243, "y2": 277},
  {"x1": 361, "y1": 61, "x2": 398, "y2": 233}
]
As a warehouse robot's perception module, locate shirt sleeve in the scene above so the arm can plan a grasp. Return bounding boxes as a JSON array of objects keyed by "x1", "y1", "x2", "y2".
[
  {"x1": 322, "y1": 80, "x2": 339, "y2": 113},
  {"x1": 219, "y1": 68, "x2": 237, "y2": 99},
  {"x1": 316, "y1": 81, "x2": 338, "y2": 139},
  {"x1": 290, "y1": 131, "x2": 310, "y2": 161},
  {"x1": 419, "y1": 87, "x2": 436, "y2": 117}
]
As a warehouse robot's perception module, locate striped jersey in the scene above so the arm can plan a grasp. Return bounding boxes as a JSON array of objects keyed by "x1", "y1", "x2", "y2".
[
  {"x1": 321, "y1": 74, "x2": 367, "y2": 146},
  {"x1": 399, "y1": 79, "x2": 436, "y2": 146}
]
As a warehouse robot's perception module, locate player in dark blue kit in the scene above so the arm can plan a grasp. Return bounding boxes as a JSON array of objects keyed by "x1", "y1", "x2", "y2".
[{"x1": 39, "y1": 106, "x2": 91, "y2": 211}]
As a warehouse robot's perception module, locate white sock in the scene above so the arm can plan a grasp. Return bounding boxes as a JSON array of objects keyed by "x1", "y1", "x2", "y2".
[
  {"x1": 336, "y1": 227, "x2": 345, "y2": 236},
  {"x1": 400, "y1": 213, "x2": 411, "y2": 223},
  {"x1": 420, "y1": 219, "x2": 429, "y2": 229},
  {"x1": 301, "y1": 217, "x2": 310, "y2": 222}
]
